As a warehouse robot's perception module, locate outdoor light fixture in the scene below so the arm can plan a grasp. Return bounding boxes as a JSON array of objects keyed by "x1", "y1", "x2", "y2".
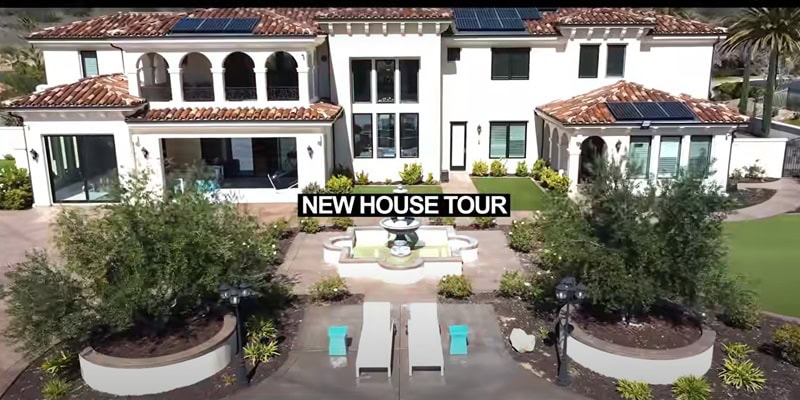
[
  {"x1": 477, "y1": 125, "x2": 482, "y2": 135},
  {"x1": 219, "y1": 283, "x2": 255, "y2": 388},
  {"x1": 141, "y1": 147, "x2": 150, "y2": 160},
  {"x1": 29, "y1": 149, "x2": 38, "y2": 161},
  {"x1": 307, "y1": 145, "x2": 314, "y2": 158},
  {"x1": 640, "y1": 121, "x2": 651, "y2": 130},
  {"x1": 615, "y1": 140, "x2": 622, "y2": 153},
  {"x1": 554, "y1": 276, "x2": 587, "y2": 387}
]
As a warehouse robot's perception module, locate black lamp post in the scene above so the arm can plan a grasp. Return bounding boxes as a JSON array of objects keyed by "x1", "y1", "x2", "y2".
[
  {"x1": 554, "y1": 277, "x2": 587, "y2": 387},
  {"x1": 219, "y1": 283, "x2": 254, "y2": 388}
]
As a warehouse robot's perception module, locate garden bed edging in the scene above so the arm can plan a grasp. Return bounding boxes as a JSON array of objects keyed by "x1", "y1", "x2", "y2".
[{"x1": 78, "y1": 314, "x2": 237, "y2": 396}]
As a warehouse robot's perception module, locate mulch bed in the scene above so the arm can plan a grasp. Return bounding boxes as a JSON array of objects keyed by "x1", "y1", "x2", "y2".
[
  {"x1": 727, "y1": 188, "x2": 778, "y2": 210},
  {"x1": 734, "y1": 177, "x2": 781, "y2": 184},
  {"x1": 445, "y1": 293, "x2": 800, "y2": 400}
]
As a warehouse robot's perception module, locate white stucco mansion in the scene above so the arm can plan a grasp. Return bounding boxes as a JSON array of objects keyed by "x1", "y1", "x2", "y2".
[{"x1": 1, "y1": 7, "x2": 747, "y2": 206}]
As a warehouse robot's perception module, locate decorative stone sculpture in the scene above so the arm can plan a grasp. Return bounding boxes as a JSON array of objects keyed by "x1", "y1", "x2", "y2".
[{"x1": 510, "y1": 328, "x2": 536, "y2": 353}]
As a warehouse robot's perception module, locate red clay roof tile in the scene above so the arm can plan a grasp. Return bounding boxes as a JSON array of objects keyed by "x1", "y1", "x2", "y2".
[
  {"x1": 130, "y1": 103, "x2": 343, "y2": 122},
  {"x1": 0, "y1": 74, "x2": 145, "y2": 109},
  {"x1": 313, "y1": 8, "x2": 452, "y2": 20},
  {"x1": 525, "y1": 8, "x2": 722, "y2": 36},
  {"x1": 535, "y1": 81, "x2": 746, "y2": 125}
]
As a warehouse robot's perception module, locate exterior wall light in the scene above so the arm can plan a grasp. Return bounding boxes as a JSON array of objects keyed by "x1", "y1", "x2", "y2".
[{"x1": 29, "y1": 149, "x2": 38, "y2": 161}]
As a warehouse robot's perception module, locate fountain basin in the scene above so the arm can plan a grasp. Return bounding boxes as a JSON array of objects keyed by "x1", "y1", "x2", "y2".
[{"x1": 322, "y1": 226, "x2": 478, "y2": 285}]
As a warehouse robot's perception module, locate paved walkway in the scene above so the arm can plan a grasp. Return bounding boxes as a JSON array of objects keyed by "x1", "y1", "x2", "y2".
[
  {"x1": 442, "y1": 172, "x2": 478, "y2": 194},
  {"x1": 726, "y1": 178, "x2": 800, "y2": 222},
  {"x1": 227, "y1": 304, "x2": 586, "y2": 400}
]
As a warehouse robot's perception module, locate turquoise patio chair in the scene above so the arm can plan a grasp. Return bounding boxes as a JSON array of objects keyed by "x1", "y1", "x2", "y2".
[
  {"x1": 328, "y1": 326, "x2": 348, "y2": 356},
  {"x1": 449, "y1": 325, "x2": 469, "y2": 355}
]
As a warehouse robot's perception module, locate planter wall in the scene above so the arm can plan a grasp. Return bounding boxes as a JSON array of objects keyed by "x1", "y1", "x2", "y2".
[
  {"x1": 567, "y1": 322, "x2": 715, "y2": 385},
  {"x1": 79, "y1": 314, "x2": 237, "y2": 396}
]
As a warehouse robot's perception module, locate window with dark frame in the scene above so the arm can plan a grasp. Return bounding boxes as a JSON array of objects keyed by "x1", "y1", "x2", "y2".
[
  {"x1": 377, "y1": 113, "x2": 396, "y2": 158},
  {"x1": 606, "y1": 44, "x2": 626, "y2": 77},
  {"x1": 491, "y1": 48, "x2": 530, "y2": 80},
  {"x1": 351, "y1": 60, "x2": 372, "y2": 103},
  {"x1": 353, "y1": 114, "x2": 373, "y2": 159},
  {"x1": 489, "y1": 122, "x2": 527, "y2": 159},
  {"x1": 80, "y1": 51, "x2": 99, "y2": 77},
  {"x1": 578, "y1": 45, "x2": 600, "y2": 78},
  {"x1": 399, "y1": 113, "x2": 419, "y2": 158},
  {"x1": 688, "y1": 136, "x2": 712, "y2": 177},
  {"x1": 376, "y1": 60, "x2": 395, "y2": 103},
  {"x1": 447, "y1": 47, "x2": 461, "y2": 61},
  {"x1": 399, "y1": 60, "x2": 419, "y2": 103}
]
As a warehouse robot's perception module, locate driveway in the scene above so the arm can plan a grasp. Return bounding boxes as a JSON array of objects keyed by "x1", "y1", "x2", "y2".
[{"x1": 228, "y1": 304, "x2": 586, "y2": 400}]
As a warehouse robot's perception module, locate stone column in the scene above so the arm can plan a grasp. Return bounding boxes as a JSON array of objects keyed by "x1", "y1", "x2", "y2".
[
  {"x1": 679, "y1": 134, "x2": 692, "y2": 168},
  {"x1": 549, "y1": 130, "x2": 556, "y2": 164},
  {"x1": 567, "y1": 146, "x2": 582, "y2": 193},
  {"x1": 254, "y1": 67, "x2": 268, "y2": 103},
  {"x1": 211, "y1": 67, "x2": 226, "y2": 102},
  {"x1": 168, "y1": 68, "x2": 183, "y2": 102},
  {"x1": 297, "y1": 66, "x2": 310, "y2": 104},
  {"x1": 649, "y1": 135, "x2": 661, "y2": 179}
]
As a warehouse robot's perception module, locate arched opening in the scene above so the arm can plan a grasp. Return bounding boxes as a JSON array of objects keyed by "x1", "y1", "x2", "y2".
[
  {"x1": 137, "y1": 53, "x2": 171, "y2": 101},
  {"x1": 578, "y1": 136, "x2": 607, "y2": 183},
  {"x1": 266, "y1": 52, "x2": 299, "y2": 101},
  {"x1": 180, "y1": 52, "x2": 213, "y2": 102},
  {"x1": 223, "y1": 52, "x2": 256, "y2": 101}
]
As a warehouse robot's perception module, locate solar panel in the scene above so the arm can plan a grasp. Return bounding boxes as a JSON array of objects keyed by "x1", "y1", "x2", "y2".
[
  {"x1": 474, "y1": 8, "x2": 498, "y2": 20},
  {"x1": 515, "y1": 8, "x2": 541, "y2": 20},
  {"x1": 225, "y1": 17, "x2": 259, "y2": 33},
  {"x1": 453, "y1": 8, "x2": 478, "y2": 19},
  {"x1": 454, "y1": 18, "x2": 481, "y2": 30},
  {"x1": 453, "y1": 7, "x2": 536, "y2": 32},
  {"x1": 496, "y1": 8, "x2": 519, "y2": 19},
  {"x1": 195, "y1": 18, "x2": 231, "y2": 33},
  {"x1": 499, "y1": 18, "x2": 526, "y2": 30},
  {"x1": 633, "y1": 102, "x2": 669, "y2": 120},
  {"x1": 607, "y1": 102, "x2": 642, "y2": 121},
  {"x1": 480, "y1": 18, "x2": 504, "y2": 30},
  {"x1": 171, "y1": 18, "x2": 204, "y2": 33},
  {"x1": 659, "y1": 102, "x2": 696, "y2": 120}
]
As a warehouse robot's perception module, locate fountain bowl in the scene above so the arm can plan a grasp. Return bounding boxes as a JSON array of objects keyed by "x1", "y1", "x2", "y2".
[{"x1": 378, "y1": 217, "x2": 421, "y2": 236}]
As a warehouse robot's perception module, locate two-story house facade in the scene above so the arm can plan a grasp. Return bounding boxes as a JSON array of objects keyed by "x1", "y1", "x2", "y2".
[{"x1": 1, "y1": 7, "x2": 746, "y2": 206}]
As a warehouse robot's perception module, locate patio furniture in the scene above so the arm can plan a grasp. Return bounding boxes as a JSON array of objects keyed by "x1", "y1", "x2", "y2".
[
  {"x1": 408, "y1": 302, "x2": 444, "y2": 376},
  {"x1": 355, "y1": 302, "x2": 394, "y2": 377},
  {"x1": 328, "y1": 326, "x2": 348, "y2": 356},
  {"x1": 449, "y1": 325, "x2": 469, "y2": 355}
]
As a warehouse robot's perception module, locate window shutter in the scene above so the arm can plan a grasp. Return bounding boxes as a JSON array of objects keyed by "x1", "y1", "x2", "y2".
[
  {"x1": 491, "y1": 50, "x2": 508, "y2": 79},
  {"x1": 606, "y1": 45, "x2": 626, "y2": 77},
  {"x1": 579, "y1": 45, "x2": 599, "y2": 78},
  {"x1": 509, "y1": 50, "x2": 530, "y2": 80},
  {"x1": 490, "y1": 124, "x2": 508, "y2": 158},
  {"x1": 657, "y1": 137, "x2": 681, "y2": 178},
  {"x1": 508, "y1": 124, "x2": 526, "y2": 158}
]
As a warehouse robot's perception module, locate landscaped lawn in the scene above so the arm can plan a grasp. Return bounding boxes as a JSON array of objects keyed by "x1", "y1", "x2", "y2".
[
  {"x1": 725, "y1": 215, "x2": 800, "y2": 317},
  {"x1": 352, "y1": 185, "x2": 442, "y2": 194},
  {"x1": 471, "y1": 177, "x2": 546, "y2": 211}
]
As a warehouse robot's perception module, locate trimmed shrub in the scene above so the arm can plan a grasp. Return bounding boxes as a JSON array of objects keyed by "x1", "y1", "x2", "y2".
[
  {"x1": 245, "y1": 316, "x2": 278, "y2": 343},
  {"x1": 3, "y1": 154, "x2": 13, "y2": 160},
  {"x1": 41, "y1": 378, "x2": 70, "y2": 400},
  {"x1": 399, "y1": 163, "x2": 423, "y2": 185},
  {"x1": 40, "y1": 350, "x2": 75, "y2": 377},
  {"x1": 428, "y1": 216, "x2": 456, "y2": 227},
  {"x1": 720, "y1": 284, "x2": 761, "y2": 330},
  {"x1": 326, "y1": 175, "x2": 353, "y2": 194},
  {"x1": 265, "y1": 217, "x2": 290, "y2": 240},
  {"x1": 310, "y1": 275, "x2": 350, "y2": 302},
  {"x1": 472, "y1": 216, "x2": 496, "y2": 229},
  {"x1": 508, "y1": 218, "x2": 537, "y2": 253},
  {"x1": 489, "y1": 160, "x2": 507, "y2": 177},
  {"x1": 773, "y1": 323, "x2": 800, "y2": 366},
  {"x1": 471, "y1": 160, "x2": 489, "y2": 176},
  {"x1": 616, "y1": 380, "x2": 653, "y2": 400},
  {"x1": 541, "y1": 168, "x2": 570, "y2": 193},
  {"x1": 331, "y1": 217, "x2": 354, "y2": 230},
  {"x1": 299, "y1": 217, "x2": 321, "y2": 234},
  {"x1": 722, "y1": 342, "x2": 753, "y2": 361},
  {"x1": 671, "y1": 375, "x2": 712, "y2": 400},
  {"x1": 531, "y1": 159, "x2": 548, "y2": 180},
  {"x1": 0, "y1": 165, "x2": 33, "y2": 210},
  {"x1": 498, "y1": 271, "x2": 532, "y2": 298},
  {"x1": 437, "y1": 275, "x2": 472, "y2": 299},
  {"x1": 301, "y1": 182, "x2": 325, "y2": 194},
  {"x1": 744, "y1": 161, "x2": 766, "y2": 180},
  {"x1": 243, "y1": 340, "x2": 280, "y2": 364},
  {"x1": 425, "y1": 172, "x2": 437, "y2": 185},
  {"x1": 718, "y1": 358, "x2": 766, "y2": 393},
  {"x1": 331, "y1": 163, "x2": 354, "y2": 180},
  {"x1": 355, "y1": 170, "x2": 370, "y2": 185},
  {"x1": 515, "y1": 161, "x2": 529, "y2": 177},
  {"x1": 384, "y1": 178, "x2": 393, "y2": 185}
]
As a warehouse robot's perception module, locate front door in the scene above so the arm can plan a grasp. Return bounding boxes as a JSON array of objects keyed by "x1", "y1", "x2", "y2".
[{"x1": 450, "y1": 122, "x2": 467, "y2": 171}]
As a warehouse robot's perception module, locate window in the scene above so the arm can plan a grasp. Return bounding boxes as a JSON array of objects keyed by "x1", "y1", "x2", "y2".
[
  {"x1": 688, "y1": 136, "x2": 712, "y2": 176},
  {"x1": 657, "y1": 136, "x2": 681, "y2": 178},
  {"x1": 351, "y1": 60, "x2": 372, "y2": 102},
  {"x1": 447, "y1": 47, "x2": 461, "y2": 61},
  {"x1": 377, "y1": 114, "x2": 396, "y2": 158},
  {"x1": 628, "y1": 136, "x2": 651, "y2": 178},
  {"x1": 399, "y1": 60, "x2": 419, "y2": 103},
  {"x1": 489, "y1": 122, "x2": 527, "y2": 159},
  {"x1": 578, "y1": 45, "x2": 600, "y2": 78},
  {"x1": 80, "y1": 51, "x2": 99, "y2": 77},
  {"x1": 353, "y1": 114, "x2": 373, "y2": 158},
  {"x1": 491, "y1": 48, "x2": 530, "y2": 80},
  {"x1": 606, "y1": 44, "x2": 626, "y2": 77},
  {"x1": 400, "y1": 113, "x2": 419, "y2": 158},
  {"x1": 45, "y1": 135, "x2": 118, "y2": 203},
  {"x1": 376, "y1": 60, "x2": 395, "y2": 103}
]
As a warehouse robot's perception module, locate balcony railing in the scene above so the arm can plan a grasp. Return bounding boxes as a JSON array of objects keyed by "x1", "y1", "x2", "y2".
[
  {"x1": 225, "y1": 87, "x2": 257, "y2": 101},
  {"x1": 268, "y1": 86, "x2": 299, "y2": 101},
  {"x1": 182, "y1": 86, "x2": 214, "y2": 102},
  {"x1": 139, "y1": 85, "x2": 172, "y2": 102}
]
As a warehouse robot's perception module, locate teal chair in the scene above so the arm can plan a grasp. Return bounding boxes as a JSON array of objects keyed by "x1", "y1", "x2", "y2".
[
  {"x1": 328, "y1": 326, "x2": 348, "y2": 356},
  {"x1": 449, "y1": 325, "x2": 469, "y2": 355}
]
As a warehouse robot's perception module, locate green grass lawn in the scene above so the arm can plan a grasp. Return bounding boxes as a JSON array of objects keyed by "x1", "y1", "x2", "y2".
[
  {"x1": 725, "y1": 215, "x2": 800, "y2": 317},
  {"x1": 352, "y1": 185, "x2": 442, "y2": 194},
  {"x1": 0, "y1": 159, "x2": 15, "y2": 170},
  {"x1": 471, "y1": 177, "x2": 546, "y2": 211}
]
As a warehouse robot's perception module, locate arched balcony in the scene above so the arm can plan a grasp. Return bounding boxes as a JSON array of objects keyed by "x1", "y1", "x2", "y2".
[
  {"x1": 266, "y1": 51, "x2": 299, "y2": 101},
  {"x1": 181, "y1": 53, "x2": 214, "y2": 102},
  {"x1": 137, "y1": 53, "x2": 171, "y2": 102},
  {"x1": 223, "y1": 52, "x2": 256, "y2": 101}
]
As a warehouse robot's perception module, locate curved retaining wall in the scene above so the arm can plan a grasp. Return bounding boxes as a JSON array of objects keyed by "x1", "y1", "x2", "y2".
[
  {"x1": 567, "y1": 320, "x2": 715, "y2": 385},
  {"x1": 79, "y1": 314, "x2": 237, "y2": 396}
]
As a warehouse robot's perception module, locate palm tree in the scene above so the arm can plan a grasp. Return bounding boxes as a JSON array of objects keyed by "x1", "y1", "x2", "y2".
[{"x1": 721, "y1": 8, "x2": 800, "y2": 136}]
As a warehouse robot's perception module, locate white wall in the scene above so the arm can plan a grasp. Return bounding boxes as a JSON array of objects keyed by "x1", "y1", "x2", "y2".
[
  {"x1": 0, "y1": 126, "x2": 27, "y2": 166},
  {"x1": 327, "y1": 23, "x2": 443, "y2": 182},
  {"x1": 730, "y1": 137, "x2": 788, "y2": 178},
  {"x1": 42, "y1": 49, "x2": 123, "y2": 87}
]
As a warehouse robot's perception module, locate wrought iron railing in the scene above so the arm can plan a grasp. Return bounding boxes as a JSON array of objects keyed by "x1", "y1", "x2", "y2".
[
  {"x1": 182, "y1": 86, "x2": 214, "y2": 102},
  {"x1": 225, "y1": 87, "x2": 257, "y2": 101},
  {"x1": 267, "y1": 86, "x2": 299, "y2": 101},
  {"x1": 139, "y1": 85, "x2": 172, "y2": 102}
]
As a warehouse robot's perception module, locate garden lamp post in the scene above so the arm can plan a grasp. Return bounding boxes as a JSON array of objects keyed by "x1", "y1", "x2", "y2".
[
  {"x1": 219, "y1": 283, "x2": 254, "y2": 388},
  {"x1": 555, "y1": 277, "x2": 587, "y2": 387}
]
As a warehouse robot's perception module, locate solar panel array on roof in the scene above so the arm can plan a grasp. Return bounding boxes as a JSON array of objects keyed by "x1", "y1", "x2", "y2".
[
  {"x1": 606, "y1": 102, "x2": 697, "y2": 121},
  {"x1": 170, "y1": 17, "x2": 260, "y2": 34},
  {"x1": 453, "y1": 8, "x2": 539, "y2": 32}
]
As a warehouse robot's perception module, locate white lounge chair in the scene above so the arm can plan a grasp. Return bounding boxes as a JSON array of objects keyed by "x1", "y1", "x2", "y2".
[
  {"x1": 355, "y1": 302, "x2": 394, "y2": 377},
  {"x1": 408, "y1": 302, "x2": 444, "y2": 376}
]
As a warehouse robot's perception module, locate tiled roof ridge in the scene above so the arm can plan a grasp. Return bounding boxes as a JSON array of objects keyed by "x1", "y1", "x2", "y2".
[
  {"x1": 0, "y1": 73, "x2": 146, "y2": 109},
  {"x1": 131, "y1": 103, "x2": 344, "y2": 122}
]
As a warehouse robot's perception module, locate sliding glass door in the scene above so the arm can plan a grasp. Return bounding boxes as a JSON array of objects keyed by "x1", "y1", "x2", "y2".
[{"x1": 45, "y1": 135, "x2": 119, "y2": 203}]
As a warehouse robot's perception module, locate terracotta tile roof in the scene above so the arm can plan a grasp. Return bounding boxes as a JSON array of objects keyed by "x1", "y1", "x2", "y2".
[
  {"x1": 184, "y1": 8, "x2": 318, "y2": 35},
  {"x1": 535, "y1": 81, "x2": 746, "y2": 125},
  {"x1": 648, "y1": 13, "x2": 726, "y2": 36},
  {"x1": 130, "y1": 103, "x2": 343, "y2": 123},
  {"x1": 0, "y1": 74, "x2": 146, "y2": 109},
  {"x1": 313, "y1": 8, "x2": 452, "y2": 21},
  {"x1": 525, "y1": 8, "x2": 723, "y2": 36},
  {"x1": 28, "y1": 12, "x2": 184, "y2": 39}
]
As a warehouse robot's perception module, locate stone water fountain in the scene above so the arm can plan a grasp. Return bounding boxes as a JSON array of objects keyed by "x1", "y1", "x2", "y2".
[{"x1": 378, "y1": 184, "x2": 422, "y2": 258}]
